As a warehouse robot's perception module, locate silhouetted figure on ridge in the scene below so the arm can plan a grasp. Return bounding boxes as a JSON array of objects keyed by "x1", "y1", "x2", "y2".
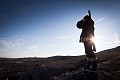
[{"x1": 77, "y1": 10, "x2": 97, "y2": 71}]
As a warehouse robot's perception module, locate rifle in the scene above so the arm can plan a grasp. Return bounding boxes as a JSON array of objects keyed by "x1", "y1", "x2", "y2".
[
  {"x1": 88, "y1": 10, "x2": 91, "y2": 19},
  {"x1": 88, "y1": 10, "x2": 96, "y2": 52}
]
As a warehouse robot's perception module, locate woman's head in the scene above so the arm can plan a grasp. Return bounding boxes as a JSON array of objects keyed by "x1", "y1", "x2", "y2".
[{"x1": 83, "y1": 15, "x2": 90, "y2": 20}]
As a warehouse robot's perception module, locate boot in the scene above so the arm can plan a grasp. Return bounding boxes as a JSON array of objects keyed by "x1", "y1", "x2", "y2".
[
  {"x1": 90, "y1": 61, "x2": 97, "y2": 71},
  {"x1": 84, "y1": 61, "x2": 91, "y2": 70}
]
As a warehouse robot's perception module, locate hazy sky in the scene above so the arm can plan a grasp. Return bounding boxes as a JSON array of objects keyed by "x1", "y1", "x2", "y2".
[{"x1": 0, "y1": 0, "x2": 120, "y2": 58}]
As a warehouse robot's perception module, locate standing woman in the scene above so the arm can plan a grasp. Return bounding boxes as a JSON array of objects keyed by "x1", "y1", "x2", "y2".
[{"x1": 77, "y1": 11, "x2": 97, "y2": 71}]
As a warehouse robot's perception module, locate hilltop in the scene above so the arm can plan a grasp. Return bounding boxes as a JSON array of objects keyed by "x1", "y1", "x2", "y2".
[{"x1": 0, "y1": 46, "x2": 120, "y2": 80}]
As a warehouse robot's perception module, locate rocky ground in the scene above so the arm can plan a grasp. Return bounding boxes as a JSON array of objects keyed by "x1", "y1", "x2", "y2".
[{"x1": 0, "y1": 46, "x2": 120, "y2": 80}]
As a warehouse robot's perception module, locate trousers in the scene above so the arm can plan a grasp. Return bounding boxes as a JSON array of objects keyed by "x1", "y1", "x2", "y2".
[{"x1": 84, "y1": 42, "x2": 96, "y2": 58}]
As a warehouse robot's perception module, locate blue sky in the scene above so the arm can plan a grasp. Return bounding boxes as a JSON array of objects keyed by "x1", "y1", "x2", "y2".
[{"x1": 0, "y1": 0, "x2": 120, "y2": 58}]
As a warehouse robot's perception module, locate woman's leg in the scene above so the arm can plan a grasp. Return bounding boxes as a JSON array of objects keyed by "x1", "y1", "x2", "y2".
[{"x1": 84, "y1": 42, "x2": 97, "y2": 71}]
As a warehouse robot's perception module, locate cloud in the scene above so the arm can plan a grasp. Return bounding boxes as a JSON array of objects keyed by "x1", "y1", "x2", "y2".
[
  {"x1": 96, "y1": 17, "x2": 115, "y2": 26},
  {"x1": 27, "y1": 45, "x2": 40, "y2": 53},
  {"x1": 96, "y1": 18, "x2": 105, "y2": 23},
  {"x1": 0, "y1": 38, "x2": 16, "y2": 50},
  {"x1": 97, "y1": 41, "x2": 120, "y2": 45},
  {"x1": 103, "y1": 21, "x2": 115, "y2": 25},
  {"x1": 0, "y1": 51, "x2": 8, "y2": 57}
]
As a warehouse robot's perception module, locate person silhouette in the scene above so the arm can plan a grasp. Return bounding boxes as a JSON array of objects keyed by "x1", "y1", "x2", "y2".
[{"x1": 77, "y1": 12, "x2": 97, "y2": 71}]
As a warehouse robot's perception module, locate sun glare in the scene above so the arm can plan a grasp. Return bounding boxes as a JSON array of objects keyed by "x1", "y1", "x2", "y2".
[{"x1": 91, "y1": 37, "x2": 96, "y2": 43}]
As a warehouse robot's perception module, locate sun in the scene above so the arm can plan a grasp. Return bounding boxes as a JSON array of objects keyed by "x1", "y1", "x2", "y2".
[
  {"x1": 91, "y1": 37, "x2": 96, "y2": 43},
  {"x1": 90, "y1": 36, "x2": 101, "y2": 45}
]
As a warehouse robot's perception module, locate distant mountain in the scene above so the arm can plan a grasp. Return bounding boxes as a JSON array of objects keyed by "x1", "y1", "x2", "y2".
[{"x1": 0, "y1": 46, "x2": 120, "y2": 80}]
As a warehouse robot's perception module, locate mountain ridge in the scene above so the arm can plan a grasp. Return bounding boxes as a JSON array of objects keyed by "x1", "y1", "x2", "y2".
[{"x1": 0, "y1": 46, "x2": 120, "y2": 80}]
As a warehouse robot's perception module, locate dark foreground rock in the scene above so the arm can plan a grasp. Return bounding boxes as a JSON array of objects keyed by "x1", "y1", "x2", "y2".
[
  {"x1": 50, "y1": 68, "x2": 120, "y2": 80},
  {"x1": 1, "y1": 46, "x2": 120, "y2": 80},
  {"x1": 7, "y1": 67, "x2": 120, "y2": 80},
  {"x1": 7, "y1": 66, "x2": 66, "y2": 80}
]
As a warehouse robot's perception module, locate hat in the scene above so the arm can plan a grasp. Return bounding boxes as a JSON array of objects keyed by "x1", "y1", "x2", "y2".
[{"x1": 84, "y1": 15, "x2": 90, "y2": 20}]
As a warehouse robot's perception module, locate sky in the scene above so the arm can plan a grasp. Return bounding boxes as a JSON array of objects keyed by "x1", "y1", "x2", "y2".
[{"x1": 0, "y1": 0, "x2": 120, "y2": 58}]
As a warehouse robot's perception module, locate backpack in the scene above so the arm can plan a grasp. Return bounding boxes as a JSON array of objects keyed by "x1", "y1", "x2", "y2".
[{"x1": 76, "y1": 20, "x2": 85, "y2": 29}]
